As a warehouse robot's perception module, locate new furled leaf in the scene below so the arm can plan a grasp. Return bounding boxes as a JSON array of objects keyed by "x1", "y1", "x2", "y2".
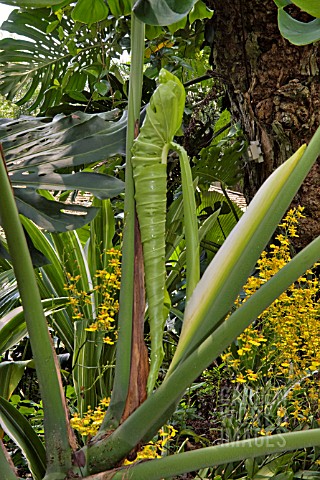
[{"x1": 132, "y1": 69, "x2": 185, "y2": 393}]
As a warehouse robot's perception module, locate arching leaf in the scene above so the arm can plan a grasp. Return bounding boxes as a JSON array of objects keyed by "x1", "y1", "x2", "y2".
[{"x1": 277, "y1": 7, "x2": 320, "y2": 45}]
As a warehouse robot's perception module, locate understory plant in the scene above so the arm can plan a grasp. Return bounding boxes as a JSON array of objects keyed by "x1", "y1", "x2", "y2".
[{"x1": 0, "y1": 1, "x2": 320, "y2": 480}]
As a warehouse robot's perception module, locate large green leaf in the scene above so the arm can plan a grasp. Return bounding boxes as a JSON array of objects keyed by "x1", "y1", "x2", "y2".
[
  {"x1": 14, "y1": 188, "x2": 99, "y2": 232},
  {"x1": 0, "y1": 110, "x2": 126, "y2": 231},
  {"x1": 0, "y1": 8, "x2": 126, "y2": 114},
  {"x1": 108, "y1": 0, "x2": 131, "y2": 17},
  {"x1": 11, "y1": 172, "x2": 124, "y2": 200},
  {"x1": 0, "y1": 396, "x2": 46, "y2": 480},
  {"x1": 133, "y1": 0, "x2": 198, "y2": 26},
  {"x1": 193, "y1": 127, "x2": 247, "y2": 187},
  {"x1": 197, "y1": 189, "x2": 244, "y2": 256},
  {"x1": 277, "y1": 7, "x2": 320, "y2": 45}
]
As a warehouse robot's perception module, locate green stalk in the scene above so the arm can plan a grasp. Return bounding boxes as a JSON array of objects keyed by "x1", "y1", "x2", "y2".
[
  {"x1": 110, "y1": 428, "x2": 320, "y2": 480},
  {"x1": 0, "y1": 147, "x2": 74, "y2": 478},
  {"x1": 96, "y1": 8, "x2": 145, "y2": 430},
  {"x1": 172, "y1": 142, "x2": 200, "y2": 300},
  {"x1": 83, "y1": 234, "x2": 320, "y2": 473}
]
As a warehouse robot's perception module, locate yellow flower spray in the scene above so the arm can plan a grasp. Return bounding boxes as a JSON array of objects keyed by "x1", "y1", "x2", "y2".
[{"x1": 64, "y1": 248, "x2": 121, "y2": 344}]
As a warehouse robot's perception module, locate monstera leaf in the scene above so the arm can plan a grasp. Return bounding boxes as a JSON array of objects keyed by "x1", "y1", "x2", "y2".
[
  {"x1": 0, "y1": 8, "x2": 125, "y2": 114},
  {"x1": 0, "y1": 109, "x2": 126, "y2": 232}
]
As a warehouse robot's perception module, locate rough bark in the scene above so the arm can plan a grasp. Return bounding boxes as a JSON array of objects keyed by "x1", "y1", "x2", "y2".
[{"x1": 210, "y1": 0, "x2": 320, "y2": 248}]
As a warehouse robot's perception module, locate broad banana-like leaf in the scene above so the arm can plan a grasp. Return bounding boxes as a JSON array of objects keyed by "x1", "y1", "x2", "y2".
[
  {"x1": 133, "y1": 0, "x2": 197, "y2": 26},
  {"x1": 0, "y1": 110, "x2": 126, "y2": 232},
  {"x1": 277, "y1": 7, "x2": 320, "y2": 45},
  {"x1": 0, "y1": 396, "x2": 46, "y2": 480},
  {"x1": 132, "y1": 68, "x2": 186, "y2": 393}
]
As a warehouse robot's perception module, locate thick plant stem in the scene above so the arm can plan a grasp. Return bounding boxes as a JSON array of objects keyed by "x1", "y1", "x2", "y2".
[
  {"x1": 95, "y1": 9, "x2": 145, "y2": 431},
  {"x1": 0, "y1": 146, "x2": 75, "y2": 477}
]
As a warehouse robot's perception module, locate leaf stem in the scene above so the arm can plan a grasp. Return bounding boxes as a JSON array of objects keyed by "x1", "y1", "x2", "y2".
[
  {"x1": 0, "y1": 145, "x2": 75, "y2": 477},
  {"x1": 95, "y1": 8, "x2": 145, "y2": 430}
]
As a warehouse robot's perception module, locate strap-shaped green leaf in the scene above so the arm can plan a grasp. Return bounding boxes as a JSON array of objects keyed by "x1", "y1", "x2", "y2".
[
  {"x1": 132, "y1": 69, "x2": 185, "y2": 393},
  {"x1": 133, "y1": 0, "x2": 197, "y2": 26},
  {"x1": 0, "y1": 298, "x2": 69, "y2": 356},
  {"x1": 0, "y1": 397, "x2": 46, "y2": 480}
]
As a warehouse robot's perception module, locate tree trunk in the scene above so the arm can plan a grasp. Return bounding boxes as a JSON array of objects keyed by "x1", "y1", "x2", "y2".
[{"x1": 210, "y1": 0, "x2": 320, "y2": 248}]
